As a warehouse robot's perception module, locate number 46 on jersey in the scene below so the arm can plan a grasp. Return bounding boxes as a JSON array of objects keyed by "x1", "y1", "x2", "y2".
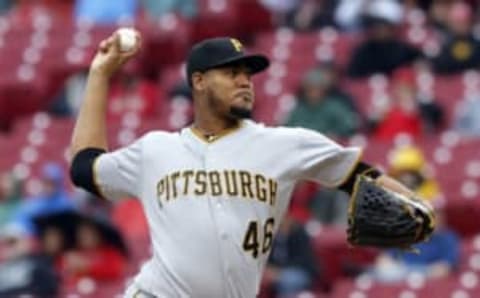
[{"x1": 243, "y1": 217, "x2": 275, "y2": 259}]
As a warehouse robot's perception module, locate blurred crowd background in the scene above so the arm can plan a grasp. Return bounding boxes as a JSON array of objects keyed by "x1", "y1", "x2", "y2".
[{"x1": 1, "y1": 0, "x2": 480, "y2": 297}]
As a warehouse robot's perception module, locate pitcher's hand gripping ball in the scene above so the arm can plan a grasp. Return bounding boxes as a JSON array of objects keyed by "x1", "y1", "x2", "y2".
[{"x1": 116, "y1": 28, "x2": 138, "y2": 52}]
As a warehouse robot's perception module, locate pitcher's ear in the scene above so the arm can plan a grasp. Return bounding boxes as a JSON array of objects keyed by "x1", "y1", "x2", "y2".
[{"x1": 192, "y1": 72, "x2": 206, "y2": 92}]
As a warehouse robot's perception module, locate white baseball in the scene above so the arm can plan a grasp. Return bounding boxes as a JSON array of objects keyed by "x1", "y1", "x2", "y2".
[{"x1": 117, "y1": 28, "x2": 137, "y2": 52}]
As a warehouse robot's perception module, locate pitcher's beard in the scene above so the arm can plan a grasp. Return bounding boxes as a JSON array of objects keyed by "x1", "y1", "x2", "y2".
[
  {"x1": 206, "y1": 89, "x2": 252, "y2": 120},
  {"x1": 229, "y1": 106, "x2": 252, "y2": 119}
]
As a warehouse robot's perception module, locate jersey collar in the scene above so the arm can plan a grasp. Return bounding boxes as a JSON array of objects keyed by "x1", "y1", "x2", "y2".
[{"x1": 189, "y1": 120, "x2": 245, "y2": 144}]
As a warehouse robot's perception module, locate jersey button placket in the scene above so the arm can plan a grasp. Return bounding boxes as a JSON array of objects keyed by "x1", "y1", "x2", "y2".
[
  {"x1": 216, "y1": 203, "x2": 228, "y2": 240},
  {"x1": 205, "y1": 149, "x2": 230, "y2": 294}
]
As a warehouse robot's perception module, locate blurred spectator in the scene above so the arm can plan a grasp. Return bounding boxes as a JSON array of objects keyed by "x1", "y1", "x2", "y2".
[
  {"x1": 369, "y1": 68, "x2": 444, "y2": 141},
  {"x1": 111, "y1": 198, "x2": 149, "y2": 241},
  {"x1": 284, "y1": 0, "x2": 336, "y2": 31},
  {"x1": 74, "y1": 0, "x2": 138, "y2": 25},
  {"x1": 45, "y1": 69, "x2": 90, "y2": 118},
  {"x1": 347, "y1": 1, "x2": 423, "y2": 78},
  {"x1": 141, "y1": 0, "x2": 197, "y2": 20},
  {"x1": 285, "y1": 184, "x2": 314, "y2": 226},
  {"x1": 13, "y1": 163, "x2": 75, "y2": 234},
  {"x1": 169, "y1": 79, "x2": 192, "y2": 101},
  {"x1": 262, "y1": 0, "x2": 336, "y2": 30},
  {"x1": 427, "y1": 0, "x2": 478, "y2": 32},
  {"x1": 336, "y1": 0, "x2": 404, "y2": 32},
  {"x1": 0, "y1": 0, "x2": 13, "y2": 14},
  {"x1": 48, "y1": 89, "x2": 74, "y2": 117},
  {"x1": 49, "y1": 70, "x2": 159, "y2": 118},
  {"x1": 334, "y1": 0, "x2": 365, "y2": 30},
  {"x1": 283, "y1": 64, "x2": 360, "y2": 224},
  {"x1": 388, "y1": 145, "x2": 441, "y2": 201},
  {"x1": 403, "y1": 0, "x2": 432, "y2": 12},
  {"x1": 368, "y1": 205, "x2": 459, "y2": 282},
  {"x1": 58, "y1": 218, "x2": 128, "y2": 284},
  {"x1": 428, "y1": 0, "x2": 452, "y2": 32},
  {"x1": 454, "y1": 94, "x2": 480, "y2": 136},
  {"x1": 108, "y1": 73, "x2": 159, "y2": 119},
  {"x1": 370, "y1": 96, "x2": 421, "y2": 140},
  {"x1": 0, "y1": 172, "x2": 23, "y2": 228},
  {"x1": 259, "y1": 0, "x2": 298, "y2": 26},
  {"x1": 264, "y1": 214, "x2": 320, "y2": 298},
  {"x1": 366, "y1": 146, "x2": 458, "y2": 282},
  {"x1": 259, "y1": 0, "x2": 296, "y2": 13},
  {"x1": 39, "y1": 225, "x2": 66, "y2": 260},
  {"x1": 431, "y1": 1, "x2": 480, "y2": 74},
  {"x1": 309, "y1": 188, "x2": 350, "y2": 225},
  {"x1": 285, "y1": 65, "x2": 361, "y2": 137},
  {"x1": 0, "y1": 223, "x2": 59, "y2": 297},
  {"x1": 49, "y1": 70, "x2": 92, "y2": 118},
  {"x1": 75, "y1": 191, "x2": 113, "y2": 219}
]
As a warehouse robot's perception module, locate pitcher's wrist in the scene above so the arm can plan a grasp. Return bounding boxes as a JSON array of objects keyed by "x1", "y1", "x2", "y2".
[{"x1": 88, "y1": 67, "x2": 113, "y2": 80}]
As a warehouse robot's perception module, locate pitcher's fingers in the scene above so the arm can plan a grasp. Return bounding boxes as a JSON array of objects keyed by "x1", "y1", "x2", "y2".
[
  {"x1": 111, "y1": 32, "x2": 123, "y2": 52},
  {"x1": 99, "y1": 39, "x2": 110, "y2": 53},
  {"x1": 99, "y1": 35, "x2": 117, "y2": 52}
]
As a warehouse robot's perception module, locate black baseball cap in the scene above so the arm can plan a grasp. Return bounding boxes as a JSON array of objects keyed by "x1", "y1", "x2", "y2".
[{"x1": 186, "y1": 37, "x2": 270, "y2": 87}]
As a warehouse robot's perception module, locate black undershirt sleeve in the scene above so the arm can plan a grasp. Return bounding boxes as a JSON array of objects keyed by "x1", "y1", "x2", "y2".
[
  {"x1": 70, "y1": 148, "x2": 107, "y2": 198},
  {"x1": 337, "y1": 162, "x2": 382, "y2": 195}
]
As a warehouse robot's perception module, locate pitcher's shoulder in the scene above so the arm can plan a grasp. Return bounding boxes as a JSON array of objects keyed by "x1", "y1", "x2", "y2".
[
  {"x1": 246, "y1": 121, "x2": 320, "y2": 141},
  {"x1": 138, "y1": 130, "x2": 182, "y2": 143}
]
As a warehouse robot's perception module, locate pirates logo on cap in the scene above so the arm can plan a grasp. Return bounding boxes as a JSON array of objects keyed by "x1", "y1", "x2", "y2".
[{"x1": 230, "y1": 38, "x2": 243, "y2": 52}]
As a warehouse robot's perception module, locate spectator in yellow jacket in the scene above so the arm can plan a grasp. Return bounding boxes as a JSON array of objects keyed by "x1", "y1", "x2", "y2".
[{"x1": 388, "y1": 145, "x2": 441, "y2": 201}]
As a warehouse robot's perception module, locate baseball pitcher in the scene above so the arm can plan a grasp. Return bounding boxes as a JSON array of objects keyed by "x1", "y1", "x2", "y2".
[{"x1": 69, "y1": 31, "x2": 435, "y2": 298}]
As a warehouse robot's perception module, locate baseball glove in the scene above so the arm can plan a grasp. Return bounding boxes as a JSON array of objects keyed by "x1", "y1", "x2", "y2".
[{"x1": 347, "y1": 175, "x2": 435, "y2": 249}]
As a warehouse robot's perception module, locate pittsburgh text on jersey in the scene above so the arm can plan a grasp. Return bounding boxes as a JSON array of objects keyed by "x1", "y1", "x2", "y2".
[{"x1": 156, "y1": 170, "x2": 278, "y2": 206}]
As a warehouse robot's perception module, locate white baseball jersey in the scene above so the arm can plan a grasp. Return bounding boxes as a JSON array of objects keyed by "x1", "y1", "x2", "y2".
[{"x1": 94, "y1": 119, "x2": 362, "y2": 298}]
